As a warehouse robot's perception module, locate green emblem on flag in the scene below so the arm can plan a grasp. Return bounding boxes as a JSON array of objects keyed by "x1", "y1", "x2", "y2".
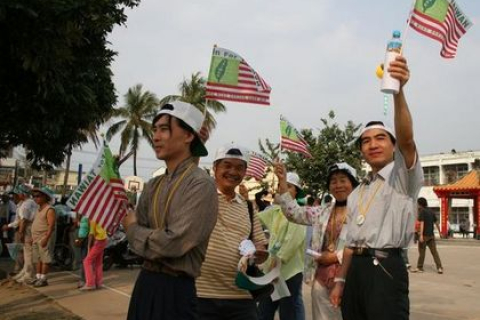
[
  {"x1": 415, "y1": 0, "x2": 448, "y2": 22},
  {"x1": 99, "y1": 146, "x2": 119, "y2": 183},
  {"x1": 280, "y1": 119, "x2": 300, "y2": 141},
  {"x1": 208, "y1": 55, "x2": 240, "y2": 86}
]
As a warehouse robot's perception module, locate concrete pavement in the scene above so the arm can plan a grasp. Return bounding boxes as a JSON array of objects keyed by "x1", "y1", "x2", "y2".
[{"x1": 1, "y1": 240, "x2": 480, "y2": 319}]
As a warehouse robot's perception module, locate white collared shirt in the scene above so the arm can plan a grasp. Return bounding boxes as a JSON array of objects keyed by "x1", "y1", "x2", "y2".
[{"x1": 343, "y1": 147, "x2": 424, "y2": 249}]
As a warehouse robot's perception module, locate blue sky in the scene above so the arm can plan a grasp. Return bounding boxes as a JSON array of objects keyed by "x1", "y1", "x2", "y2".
[{"x1": 70, "y1": 0, "x2": 480, "y2": 181}]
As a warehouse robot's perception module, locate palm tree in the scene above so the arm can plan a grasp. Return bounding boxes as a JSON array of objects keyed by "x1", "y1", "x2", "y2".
[
  {"x1": 159, "y1": 72, "x2": 226, "y2": 131},
  {"x1": 106, "y1": 84, "x2": 160, "y2": 176}
]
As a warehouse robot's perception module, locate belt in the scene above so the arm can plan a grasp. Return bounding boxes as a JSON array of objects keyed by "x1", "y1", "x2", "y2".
[
  {"x1": 351, "y1": 247, "x2": 401, "y2": 259},
  {"x1": 143, "y1": 259, "x2": 189, "y2": 278}
]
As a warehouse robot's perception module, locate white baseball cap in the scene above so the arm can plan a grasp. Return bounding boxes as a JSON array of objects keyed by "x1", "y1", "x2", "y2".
[
  {"x1": 154, "y1": 101, "x2": 208, "y2": 157},
  {"x1": 214, "y1": 143, "x2": 249, "y2": 163},
  {"x1": 286, "y1": 172, "x2": 306, "y2": 199}
]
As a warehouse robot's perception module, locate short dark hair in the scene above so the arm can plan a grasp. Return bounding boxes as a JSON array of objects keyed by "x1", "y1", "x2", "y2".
[{"x1": 417, "y1": 197, "x2": 428, "y2": 208}]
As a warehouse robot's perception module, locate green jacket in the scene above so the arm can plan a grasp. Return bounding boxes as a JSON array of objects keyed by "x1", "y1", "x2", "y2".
[{"x1": 258, "y1": 205, "x2": 306, "y2": 280}]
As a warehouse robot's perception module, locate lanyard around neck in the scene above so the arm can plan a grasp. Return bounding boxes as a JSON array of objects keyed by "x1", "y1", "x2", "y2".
[{"x1": 152, "y1": 162, "x2": 195, "y2": 229}]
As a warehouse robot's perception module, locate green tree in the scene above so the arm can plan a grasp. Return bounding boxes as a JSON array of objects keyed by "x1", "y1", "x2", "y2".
[
  {"x1": 0, "y1": 0, "x2": 140, "y2": 167},
  {"x1": 284, "y1": 111, "x2": 363, "y2": 197},
  {"x1": 106, "y1": 84, "x2": 160, "y2": 176},
  {"x1": 159, "y1": 72, "x2": 226, "y2": 130}
]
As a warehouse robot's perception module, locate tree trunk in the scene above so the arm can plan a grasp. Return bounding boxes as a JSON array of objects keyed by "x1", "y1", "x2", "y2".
[
  {"x1": 133, "y1": 149, "x2": 137, "y2": 176},
  {"x1": 62, "y1": 145, "x2": 72, "y2": 197}
]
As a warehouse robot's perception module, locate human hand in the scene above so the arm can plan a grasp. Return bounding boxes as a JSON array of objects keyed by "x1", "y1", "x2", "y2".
[
  {"x1": 122, "y1": 210, "x2": 137, "y2": 232},
  {"x1": 330, "y1": 282, "x2": 345, "y2": 308},
  {"x1": 238, "y1": 256, "x2": 249, "y2": 273},
  {"x1": 387, "y1": 55, "x2": 409, "y2": 89},
  {"x1": 40, "y1": 237, "x2": 48, "y2": 248},
  {"x1": 273, "y1": 160, "x2": 288, "y2": 194},
  {"x1": 419, "y1": 235, "x2": 424, "y2": 243},
  {"x1": 239, "y1": 184, "x2": 249, "y2": 200},
  {"x1": 199, "y1": 123, "x2": 210, "y2": 144}
]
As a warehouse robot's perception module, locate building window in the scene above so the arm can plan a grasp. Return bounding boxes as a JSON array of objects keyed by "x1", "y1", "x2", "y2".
[
  {"x1": 448, "y1": 207, "x2": 469, "y2": 231},
  {"x1": 444, "y1": 164, "x2": 469, "y2": 183},
  {"x1": 423, "y1": 166, "x2": 439, "y2": 186}
]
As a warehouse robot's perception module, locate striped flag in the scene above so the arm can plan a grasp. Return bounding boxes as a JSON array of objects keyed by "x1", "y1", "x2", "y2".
[
  {"x1": 280, "y1": 115, "x2": 312, "y2": 158},
  {"x1": 409, "y1": 0, "x2": 473, "y2": 58},
  {"x1": 246, "y1": 152, "x2": 268, "y2": 180},
  {"x1": 67, "y1": 142, "x2": 128, "y2": 235},
  {"x1": 206, "y1": 46, "x2": 271, "y2": 105}
]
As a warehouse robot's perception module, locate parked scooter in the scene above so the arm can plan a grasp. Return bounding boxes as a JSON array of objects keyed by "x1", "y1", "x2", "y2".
[{"x1": 103, "y1": 226, "x2": 143, "y2": 271}]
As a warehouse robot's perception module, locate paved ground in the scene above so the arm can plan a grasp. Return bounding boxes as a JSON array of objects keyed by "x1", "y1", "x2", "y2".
[{"x1": 1, "y1": 239, "x2": 479, "y2": 320}]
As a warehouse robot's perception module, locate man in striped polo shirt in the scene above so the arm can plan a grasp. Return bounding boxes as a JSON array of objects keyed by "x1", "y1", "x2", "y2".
[{"x1": 196, "y1": 144, "x2": 267, "y2": 320}]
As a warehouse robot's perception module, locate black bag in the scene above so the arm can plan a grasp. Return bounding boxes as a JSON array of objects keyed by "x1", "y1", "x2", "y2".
[{"x1": 245, "y1": 201, "x2": 274, "y2": 301}]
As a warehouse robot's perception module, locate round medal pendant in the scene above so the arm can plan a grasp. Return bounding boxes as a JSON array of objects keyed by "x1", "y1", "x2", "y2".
[{"x1": 356, "y1": 215, "x2": 365, "y2": 226}]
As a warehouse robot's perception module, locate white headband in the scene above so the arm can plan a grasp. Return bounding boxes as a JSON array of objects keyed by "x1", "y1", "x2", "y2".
[{"x1": 357, "y1": 124, "x2": 396, "y2": 144}]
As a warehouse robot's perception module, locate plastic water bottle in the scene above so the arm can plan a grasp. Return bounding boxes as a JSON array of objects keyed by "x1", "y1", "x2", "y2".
[{"x1": 381, "y1": 30, "x2": 402, "y2": 94}]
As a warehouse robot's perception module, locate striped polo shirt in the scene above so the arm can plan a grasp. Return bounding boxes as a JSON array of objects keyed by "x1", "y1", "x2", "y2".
[{"x1": 196, "y1": 192, "x2": 267, "y2": 299}]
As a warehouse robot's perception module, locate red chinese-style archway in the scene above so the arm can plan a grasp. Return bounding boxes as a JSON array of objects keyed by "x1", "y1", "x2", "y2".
[{"x1": 433, "y1": 170, "x2": 480, "y2": 238}]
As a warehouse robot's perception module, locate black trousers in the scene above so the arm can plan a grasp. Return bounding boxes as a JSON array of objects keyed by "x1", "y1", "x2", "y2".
[
  {"x1": 127, "y1": 269, "x2": 197, "y2": 320},
  {"x1": 341, "y1": 253, "x2": 409, "y2": 320},
  {"x1": 198, "y1": 297, "x2": 257, "y2": 320}
]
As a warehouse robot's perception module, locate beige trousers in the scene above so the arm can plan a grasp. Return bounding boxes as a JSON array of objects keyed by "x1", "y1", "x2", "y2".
[
  {"x1": 21, "y1": 223, "x2": 35, "y2": 279},
  {"x1": 311, "y1": 279, "x2": 342, "y2": 320}
]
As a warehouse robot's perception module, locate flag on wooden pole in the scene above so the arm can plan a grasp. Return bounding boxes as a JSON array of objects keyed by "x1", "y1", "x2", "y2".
[
  {"x1": 246, "y1": 152, "x2": 268, "y2": 180},
  {"x1": 280, "y1": 115, "x2": 312, "y2": 158},
  {"x1": 206, "y1": 46, "x2": 271, "y2": 105},
  {"x1": 409, "y1": 0, "x2": 473, "y2": 58},
  {"x1": 67, "y1": 142, "x2": 128, "y2": 234}
]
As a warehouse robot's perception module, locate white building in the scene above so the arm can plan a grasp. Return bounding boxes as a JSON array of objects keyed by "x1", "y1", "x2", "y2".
[{"x1": 419, "y1": 150, "x2": 480, "y2": 233}]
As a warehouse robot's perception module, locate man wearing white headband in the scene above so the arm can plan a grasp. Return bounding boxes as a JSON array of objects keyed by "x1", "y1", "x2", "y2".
[{"x1": 330, "y1": 56, "x2": 424, "y2": 320}]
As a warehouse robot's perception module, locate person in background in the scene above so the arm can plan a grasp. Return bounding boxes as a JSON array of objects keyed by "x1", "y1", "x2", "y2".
[
  {"x1": 30, "y1": 187, "x2": 56, "y2": 287},
  {"x1": 415, "y1": 197, "x2": 443, "y2": 274},
  {"x1": 79, "y1": 220, "x2": 107, "y2": 290},
  {"x1": 255, "y1": 189, "x2": 272, "y2": 212},
  {"x1": 6, "y1": 185, "x2": 38, "y2": 282},
  {"x1": 0, "y1": 194, "x2": 15, "y2": 255},
  {"x1": 75, "y1": 214, "x2": 90, "y2": 288},
  {"x1": 257, "y1": 171, "x2": 307, "y2": 320}
]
